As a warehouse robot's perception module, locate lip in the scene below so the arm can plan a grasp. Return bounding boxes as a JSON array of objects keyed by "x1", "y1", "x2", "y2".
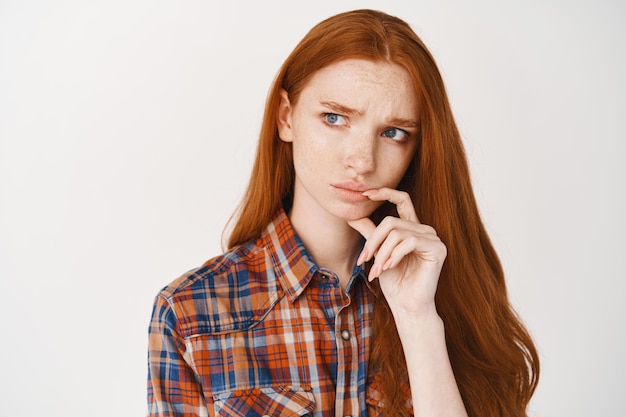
[
  {"x1": 332, "y1": 181, "x2": 373, "y2": 192},
  {"x1": 331, "y1": 181, "x2": 374, "y2": 202}
]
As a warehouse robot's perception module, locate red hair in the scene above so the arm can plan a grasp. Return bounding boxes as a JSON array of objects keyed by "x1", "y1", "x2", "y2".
[{"x1": 226, "y1": 9, "x2": 539, "y2": 417}]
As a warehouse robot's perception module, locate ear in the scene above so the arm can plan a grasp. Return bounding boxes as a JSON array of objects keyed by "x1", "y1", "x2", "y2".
[{"x1": 277, "y1": 89, "x2": 294, "y2": 143}]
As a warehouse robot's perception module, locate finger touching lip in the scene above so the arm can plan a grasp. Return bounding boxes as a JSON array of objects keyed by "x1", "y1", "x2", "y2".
[{"x1": 331, "y1": 184, "x2": 370, "y2": 202}]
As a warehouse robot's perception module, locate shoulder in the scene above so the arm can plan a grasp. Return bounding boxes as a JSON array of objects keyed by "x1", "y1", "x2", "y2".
[{"x1": 154, "y1": 240, "x2": 284, "y2": 337}]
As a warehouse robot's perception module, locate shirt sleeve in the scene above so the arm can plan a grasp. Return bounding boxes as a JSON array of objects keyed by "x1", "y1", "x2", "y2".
[{"x1": 147, "y1": 294, "x2": 209, "y2": 417}]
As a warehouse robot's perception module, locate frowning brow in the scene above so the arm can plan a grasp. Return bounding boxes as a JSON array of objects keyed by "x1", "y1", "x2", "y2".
[
  {"x1": 319, "y1": 100, "x2": 418, "y2": 128},
  {"x1": 319, "y1": 100, "x2": 363, "y2": 116},
  {"x1": 387, "y1": 117, "x2": 418, "y2": 129}
]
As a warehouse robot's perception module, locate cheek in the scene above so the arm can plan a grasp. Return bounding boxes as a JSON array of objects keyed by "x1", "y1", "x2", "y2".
[
  {"x1": 383, "y1": 149, "x2": 415, "y2": 183},
  {"x1": 290, "y1": 136, "x2": 326, "y2": 179},
  {"x1": 290, "y1": 123, "x2": 336, "y2": 169}
]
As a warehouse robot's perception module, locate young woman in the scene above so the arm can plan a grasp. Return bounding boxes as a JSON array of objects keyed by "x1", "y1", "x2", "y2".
[{"x1": 148, "y1": 9, "x2": 539, "y2": 417}]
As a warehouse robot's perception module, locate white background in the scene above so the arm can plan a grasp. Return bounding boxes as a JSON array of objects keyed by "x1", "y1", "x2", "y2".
[{"x1": 1, "y1": 1, "x2": 625, "y2": 416}]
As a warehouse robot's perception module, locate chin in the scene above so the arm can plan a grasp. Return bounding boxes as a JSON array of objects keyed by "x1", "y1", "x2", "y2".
[{"x1": 332, "y1": 202, "x2": 379, "y2": 222}]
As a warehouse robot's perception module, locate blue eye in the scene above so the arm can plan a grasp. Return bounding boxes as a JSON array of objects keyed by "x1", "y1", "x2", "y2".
[
  {"x1": 323, "y1": 113, "x2": 347, "y2": 126},
  {"x1": 382, "y1": 128, "x2": 409, "y2": 142}
]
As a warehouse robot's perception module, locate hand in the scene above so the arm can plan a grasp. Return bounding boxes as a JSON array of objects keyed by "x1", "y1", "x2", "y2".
[{"x1": 348, "y1": 188, "x2": 446, "y2": 317}]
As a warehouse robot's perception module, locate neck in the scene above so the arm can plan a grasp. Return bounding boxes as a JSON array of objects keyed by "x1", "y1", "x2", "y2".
[{"x1": 288, "y1": 205, "x2": 363, "y2": 288}]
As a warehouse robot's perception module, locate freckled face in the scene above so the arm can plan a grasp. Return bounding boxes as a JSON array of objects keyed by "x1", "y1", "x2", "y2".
[{"x1": 277, "y1": 59, "x2": 419, "y2": 223}]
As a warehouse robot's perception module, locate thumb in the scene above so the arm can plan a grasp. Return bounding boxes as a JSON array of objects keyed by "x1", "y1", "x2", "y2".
[{"x1": 347, "y1": 217, "x2": 376, "y2": 239}]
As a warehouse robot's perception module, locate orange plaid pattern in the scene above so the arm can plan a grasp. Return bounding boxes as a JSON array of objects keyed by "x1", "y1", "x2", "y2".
[{"x1": 147, "y1": 209, "x2": 412, "y2": 416}]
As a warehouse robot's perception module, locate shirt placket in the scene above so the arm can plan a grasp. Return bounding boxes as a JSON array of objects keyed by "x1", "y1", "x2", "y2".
[{"x1": 334, "y1": 287, "x2": 360, "y2": 417}]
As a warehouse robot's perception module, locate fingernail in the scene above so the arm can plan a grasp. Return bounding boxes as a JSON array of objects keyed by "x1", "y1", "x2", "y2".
[
  {"x1": 368, "y1": 264, "x2": 380, "y2": 281},
  {"x1": 356, "y1": 249, "x2": 368, "y2": 266},
  {"x1": 362, "y1": 189, "x2": 378, "y2": 197},
  {"x1": 382, "y1": 258, "x2": 393, "y2": 271}
]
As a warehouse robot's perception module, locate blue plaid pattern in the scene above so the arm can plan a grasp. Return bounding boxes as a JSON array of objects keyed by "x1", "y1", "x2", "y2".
[{"x1": 148, "y1": 209, "x2": 409, "y2": 416}]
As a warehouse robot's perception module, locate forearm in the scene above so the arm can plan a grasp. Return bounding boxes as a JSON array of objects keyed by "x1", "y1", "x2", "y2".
[{"x1": 393, "y1": 308, "x2": 468, "y2": 417}]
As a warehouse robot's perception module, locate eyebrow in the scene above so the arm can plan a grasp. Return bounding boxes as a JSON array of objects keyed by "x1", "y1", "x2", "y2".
[
  {"x1": 319, "y1": 100, "x2": 418, "y2": 128},
  {"x1": 320, "y1": 100, "x2": 363, "y2": 116}
]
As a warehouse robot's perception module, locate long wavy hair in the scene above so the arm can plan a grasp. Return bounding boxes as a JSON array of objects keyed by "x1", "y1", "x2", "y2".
[{"x1": 226, "y1": 9, "x2": 539, "y2": 417}]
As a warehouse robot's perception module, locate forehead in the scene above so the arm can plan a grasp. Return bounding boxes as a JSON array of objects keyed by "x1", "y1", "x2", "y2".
[{"x1": 297, "y1": 58, "x2": 418, "y2": 115}]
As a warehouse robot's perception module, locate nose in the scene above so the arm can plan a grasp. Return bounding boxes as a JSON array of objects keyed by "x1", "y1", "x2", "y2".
[{"x1": 343, "y1": 135, "x2": 376, "y2": 175}]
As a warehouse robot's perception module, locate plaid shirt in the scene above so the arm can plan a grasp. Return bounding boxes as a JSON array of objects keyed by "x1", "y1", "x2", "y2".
[{"x1": 148, "y1": 209, "x2": 411, "y2": 416}]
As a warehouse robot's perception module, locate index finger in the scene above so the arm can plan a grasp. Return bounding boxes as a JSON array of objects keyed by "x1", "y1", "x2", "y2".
[
  {"x1": 363, "y1": 188, "x2": 419, "y2": 223},
  {"x1": 347, "y1": 217, "x2": 377, "y2": 266},
  {"x1": 347, "y1": 217, "x2": 376, "y2": 239}
]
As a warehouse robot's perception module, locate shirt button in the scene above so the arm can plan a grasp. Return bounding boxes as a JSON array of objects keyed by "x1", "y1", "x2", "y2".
[{"x1": 341, "y1": 330, "x2": 351, "y2": 340}]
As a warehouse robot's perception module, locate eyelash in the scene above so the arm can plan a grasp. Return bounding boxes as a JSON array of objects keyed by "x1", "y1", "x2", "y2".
[
  {"x1": 322, "y1": 113, "x2": 347, "y2": 126},
  {"x1": 381, "y1": 127, "x2": 410, "y2": 142},
  {"x1": 321, "y1": 112, "x2": 410, "y2": 143}
]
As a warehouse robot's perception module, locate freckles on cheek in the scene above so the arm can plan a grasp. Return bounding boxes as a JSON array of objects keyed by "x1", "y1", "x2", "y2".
[{"x1": 298, "y1": 140, "x2": 324, "y2": 162}]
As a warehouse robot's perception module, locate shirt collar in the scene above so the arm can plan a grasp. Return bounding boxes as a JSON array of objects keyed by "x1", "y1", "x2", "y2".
[
  {"x1": 262, "y1": 208, "x2": 317, "y2": 302},
  {"x1": 261, "y1": 208, "x2": 377, "y2": 302}
]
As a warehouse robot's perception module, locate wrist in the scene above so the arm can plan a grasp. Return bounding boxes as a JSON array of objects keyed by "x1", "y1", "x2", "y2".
[{"x1": 391, "y1": 305, "x2": 444, "y2": 337}]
